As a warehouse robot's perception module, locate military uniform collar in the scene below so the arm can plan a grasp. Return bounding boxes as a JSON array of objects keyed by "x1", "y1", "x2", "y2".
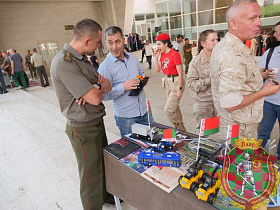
[
  {"x1": 108, "y1": 51, "x2": 129, "y2": 63},
  {"x1": 226, "y1": 32, "x2": 252, "y2": 57},
  {"x1": 64, "y1": 43, "x2": 83, "y2": 60},
  {"x1": 200, "y1": 50, "x2": 210, "y2": 64}
]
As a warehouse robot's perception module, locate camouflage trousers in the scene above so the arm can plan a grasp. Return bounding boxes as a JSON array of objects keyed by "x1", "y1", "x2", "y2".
[
  {"x1": 184, "y1": 56, "x2": 192, "y2": 74},
  {"x1": 27, "y1": 63, "x2": 37, "y2": 79},
  {"x1": 163, "y1": 76, "x2": 186, "y2": 131},
  {"x1": 217, "y1": 117, "x2": 259, "y2": 142},
  {"x1": 193, "y1": 100, "x2": 217, "y2": 134}
]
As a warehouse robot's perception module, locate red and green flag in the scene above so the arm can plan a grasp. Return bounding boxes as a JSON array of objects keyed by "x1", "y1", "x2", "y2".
[
  {"x1": 227, "y1": 124, "x2": 240, "y2": 144},
  {"x1": 163, "y1": 129, "x2": 176, "y2": 139},
  {"x1": 200, "y1": 116, "x2": 220, "y2": 136},
  {"x1": 146, "y1": 100, "x2": 152, "y2": 117}
]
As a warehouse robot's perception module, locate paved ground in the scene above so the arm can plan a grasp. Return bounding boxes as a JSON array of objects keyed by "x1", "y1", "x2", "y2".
[{"x1": 0, "y1": 51, "x2": 278, "y2": 209}]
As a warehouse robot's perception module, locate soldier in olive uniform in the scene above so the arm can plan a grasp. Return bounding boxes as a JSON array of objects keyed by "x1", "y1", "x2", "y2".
[
  {"x1": 183, "y1": 38, "x2": 194, "y2": 74},
  {"x1": 25, "y1": 49, "x2": 37, "y2": 79},
  {"x1": 210, "y1": 0, "x2": 280, "y2": 142},
  {"x1": 51, "y1": 19, "x2": 112, "y2": 210}
]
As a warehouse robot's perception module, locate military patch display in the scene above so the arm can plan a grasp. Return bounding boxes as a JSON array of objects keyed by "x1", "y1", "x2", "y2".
[
  {"x1": 64, "y1": 51, "x2": 72, "y2": 62},
  {"x1": 220, "y1": 138, "x2": 279, "y2": 209}
]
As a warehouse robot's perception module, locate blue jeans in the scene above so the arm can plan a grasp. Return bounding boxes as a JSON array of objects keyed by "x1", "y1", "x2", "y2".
[
  {"x1": 114, "y1": 113, "x2": 154, "y2": 137},
  {"x1": 258, "y1": 101, "x2": 280, "y2": 159}
]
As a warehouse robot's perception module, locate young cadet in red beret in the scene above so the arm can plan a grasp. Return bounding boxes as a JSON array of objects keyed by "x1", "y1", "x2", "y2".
[{"x1": 154, "y1": 33, "x2": 186, "y2": 131}]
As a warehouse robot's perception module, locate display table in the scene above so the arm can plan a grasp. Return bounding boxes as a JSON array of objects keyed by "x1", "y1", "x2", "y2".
[{"x1": 104, "y1": 151, "x2": 216, "y2": 210}]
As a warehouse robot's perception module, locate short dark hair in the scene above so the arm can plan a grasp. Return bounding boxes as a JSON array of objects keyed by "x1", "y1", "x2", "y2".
[
  {"x1": 275, "y1": 21, "x2": 280, "y2": 27},
  {"x1": 177, "y1": 34, "x2": 184, "y2": 39},
  {"x1": 73, "y1": 18, "x2": 102, "y2": 40},
  {"x1": 105, "y1": 26, "x2": 124, "y2": 38},
  {"x1": 185, "y1": 38, "x2": 189, "y2": 41},
  {"x1": 33, "y1": 48, "x2": 37, "y2": 52}
]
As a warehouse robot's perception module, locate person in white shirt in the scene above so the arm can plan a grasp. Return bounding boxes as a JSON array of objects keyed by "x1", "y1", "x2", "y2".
[
  {"x1": 144, "y1": 40, "x2": 153, "y2": 69},
  {"x1": 172, "y1": 38, "x2": 180, "y2": 52},
  {"x1": 31, "y1": 48, "x2": 49, "y2": 87}
]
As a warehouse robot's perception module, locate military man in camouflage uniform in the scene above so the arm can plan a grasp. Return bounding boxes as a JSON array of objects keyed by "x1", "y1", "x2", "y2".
[
  {"x1": 25, "y1": 49, "x2": 37, "y2": 79},
  {"x1": 210, "y1": 0, "x2": 280, "y2": 142},
  {"x1": 183, "y1": 38, "x2": 194, "y2": 74}
]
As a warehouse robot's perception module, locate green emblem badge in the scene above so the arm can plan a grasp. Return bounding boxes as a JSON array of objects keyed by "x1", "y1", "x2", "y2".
[
  {"x1": 220, "y1": 138, "x2": 279, "y2": 209},
  {"x1": 64, "y1": 51, "x2": 72, "y2": 62}
]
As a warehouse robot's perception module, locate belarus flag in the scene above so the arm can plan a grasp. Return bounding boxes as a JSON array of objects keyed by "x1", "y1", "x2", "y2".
[
  {"x1": 200, "y1": 116, "x2": 220, "y2": 136},
  {"x1": 227, "y1": 124, "x2": 240, "y2": 144},
  {"x1": 163, "y1": 129, "x2": 176, "y2": 139}
]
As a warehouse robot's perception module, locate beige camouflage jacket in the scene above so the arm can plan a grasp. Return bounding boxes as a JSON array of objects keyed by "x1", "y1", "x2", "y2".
[
  {"x1": 186, "y1": 50, "x2": 212, "y2": 102},
  {"x1": 210, "y1": 32, "x2": 264, "y2": 124}
]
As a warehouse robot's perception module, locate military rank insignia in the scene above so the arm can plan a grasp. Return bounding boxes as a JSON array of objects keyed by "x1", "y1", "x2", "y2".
[
  {"x1": 64, "y1": 51, "x2": 72, "y2": 62},
  {"x1": 220, "y1": 138, "x2": 279, "y2": 209}
]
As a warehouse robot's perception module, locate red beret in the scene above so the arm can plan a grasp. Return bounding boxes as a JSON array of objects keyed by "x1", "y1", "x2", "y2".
[{"x1": 155, "y1": 33, "x2": 170, "y2": 41}]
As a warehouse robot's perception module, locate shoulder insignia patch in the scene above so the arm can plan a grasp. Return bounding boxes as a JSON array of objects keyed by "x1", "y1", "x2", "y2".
[{"x1": 64, "y1": 51, "x2": 72, "y2": 62}]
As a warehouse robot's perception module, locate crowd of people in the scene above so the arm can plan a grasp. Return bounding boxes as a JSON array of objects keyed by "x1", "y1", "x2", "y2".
[
  {"x1": 0, "y1": 48, "x2": 50, "y2": 93},
  {"x1": 2, "y1": 0, "x2": 280, "y2": 209},
  {"x1": 50, "y1": 1, "x2": 280, "y2": 208},
  {"x1": 247, "y1": 29, "x2": 279, "y2": 56}
]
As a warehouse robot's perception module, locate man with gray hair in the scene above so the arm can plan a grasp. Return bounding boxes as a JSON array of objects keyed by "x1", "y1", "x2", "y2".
[
  {"x1": 9, "y1": 48, "x2": 27, "y2": 90},
  {"x1": 51, "y1": 18, "x2": 112, "y2": 210},
  {"x1": 98, "y1": 26, "x2": 153, "y2": 137},
  {"x1": 210, "y1": 0, "x2": 280, "y2": 141}
]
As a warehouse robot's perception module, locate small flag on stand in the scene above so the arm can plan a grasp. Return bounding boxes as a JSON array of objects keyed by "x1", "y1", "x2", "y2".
[
  {"x1": 227, "y1": 124, "x2": 240, "y2": 144},
  {"x1": 147, "y1": 99, "x2": 153, "y2": 117},
  {"x1": 200, "y1": 116, "x2": 220, "y2": 136},
  {"x1": 197, "y1": 116, "x2": 220, "y2": 161},
  {"x1": 163, "y1": 129, "x2": 176, "y2": 139},
  {"x1": 146, "y1": 99, "x2": 152, "y2": 129}
]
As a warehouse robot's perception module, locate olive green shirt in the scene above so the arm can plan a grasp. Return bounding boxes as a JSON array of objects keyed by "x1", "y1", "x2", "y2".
[{"x1": 51, "y1": 43, "x2": 105, "y2": 127}]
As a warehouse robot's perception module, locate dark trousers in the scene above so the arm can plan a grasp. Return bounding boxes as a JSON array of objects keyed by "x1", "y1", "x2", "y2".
[
  {"x1": 66, "y1": 120, "x2": 109, "y2": 210},
  {"x1": 256, "y1": 44, "x2": 263, "y2": 56},
  {"x1": 258, "y1": 101, "x2": 280, "y2": 159},
  {"x1": 146, "y1": 56, "x2": 152, "y2": 68},
  {"x1": 130, "y1": 43, "x2": 134, "y2": 52},
  {"x1": 0, "y1": 72, "x2": 7, "y2": 93},
  {"x1": 141, "y1": 49, "x2": 145, "y2": 62},
  {"x1": 36, "y1": 65, "x2": 49, "y2": 86}
]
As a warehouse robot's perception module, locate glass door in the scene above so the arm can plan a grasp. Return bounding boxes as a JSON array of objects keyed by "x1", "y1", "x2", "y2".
[{"x1": 38, "y1": 42, "x2": 59, "y2": 69}]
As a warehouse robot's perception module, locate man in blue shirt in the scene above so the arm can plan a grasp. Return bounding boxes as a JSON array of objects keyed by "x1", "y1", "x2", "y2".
[
  {"x1": 258, "y1": 21, "x2": 280, "y2": 161},
  {"x1": 9, "y1": 49, "x2": 27, "y2": 90},
  {"x1": 98, "y1": 26, "x2": 153, "y2": 137}
]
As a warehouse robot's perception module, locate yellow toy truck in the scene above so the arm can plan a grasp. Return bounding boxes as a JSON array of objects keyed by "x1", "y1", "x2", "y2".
[
  {"x1": 178, "y1": 157, "x2": 205, "y2": 192},
  {"x1": 195, "y1": 165, "x2": 221, "y2": 204}
]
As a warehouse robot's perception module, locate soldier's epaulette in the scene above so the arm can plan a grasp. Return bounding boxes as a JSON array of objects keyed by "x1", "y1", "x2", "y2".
[{"x1": 64, "y1": 51, "x2": 73, "y2": 62}]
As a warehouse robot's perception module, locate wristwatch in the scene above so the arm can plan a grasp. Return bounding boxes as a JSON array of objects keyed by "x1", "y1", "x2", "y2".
[
  {"x1": 93, "y1": 83, "x2": 101, "y2": 90},
  {"x1": 97, "y1": 82, "x2": 101, "y2": 90},
  {"x1": 179, "y1": 87, "x2": 183, "y2": 90}
]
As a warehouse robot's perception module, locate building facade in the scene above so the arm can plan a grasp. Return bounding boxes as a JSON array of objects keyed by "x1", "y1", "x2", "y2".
[{"x1": 133, "y1": 0, "x2": 280, "y2": 43}]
